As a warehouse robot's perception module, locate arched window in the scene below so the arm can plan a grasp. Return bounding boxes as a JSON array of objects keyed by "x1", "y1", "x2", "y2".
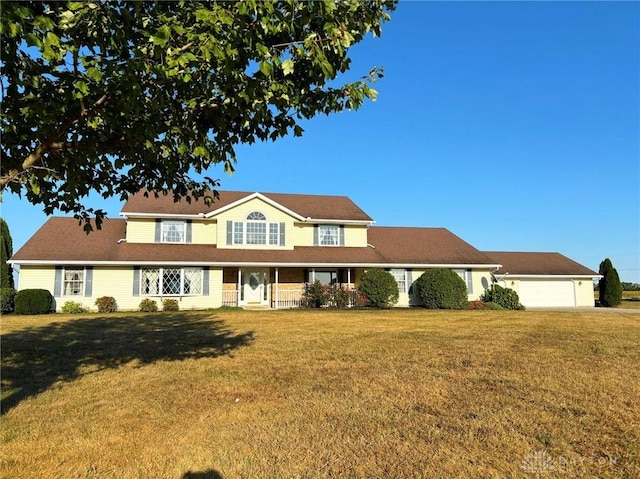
[
  {"x1": 246, "y1": 211, "x2": 266, "y2": 221},
  {"x1": 246, "y1": 211, "x2": 267, "y2": 244}
]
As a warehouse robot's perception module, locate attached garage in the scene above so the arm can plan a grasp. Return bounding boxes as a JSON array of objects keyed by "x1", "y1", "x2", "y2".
[
  {"x1": 516, "y1": 279, "x2": 576, "y2": 307},
  {"x1": 485, "y1": 252, "x2": 599, "y2": 308}
]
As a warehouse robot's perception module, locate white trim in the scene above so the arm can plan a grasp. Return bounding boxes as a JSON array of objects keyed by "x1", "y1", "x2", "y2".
[
  {"x1": 304, "y1": 218, "x2": 373, "y2": 225},
  {"x1": 121, "y1": 212, "x2": 201, "y2": 219}
]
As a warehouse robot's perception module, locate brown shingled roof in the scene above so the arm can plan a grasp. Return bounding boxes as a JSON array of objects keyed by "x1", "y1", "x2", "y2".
[
  {"x1": 121, "y1": 190, "x2": 373, "y2": 222},
  {"x1": 485, "y1": 251, "x2": 598, "y2": 276},
  {"x1": 11, "y1": 219, "x2": 497, "y2": 267}
]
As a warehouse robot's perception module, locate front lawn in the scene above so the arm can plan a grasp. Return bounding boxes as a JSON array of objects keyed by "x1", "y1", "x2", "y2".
[{"x1": 1, "y1": 309, "x2": 639, "y2": 478}]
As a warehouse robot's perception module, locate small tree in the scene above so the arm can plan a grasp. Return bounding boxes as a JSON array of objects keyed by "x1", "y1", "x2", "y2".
[
  {"x1": 0, "y1": 218, "x2": 14, "y2": 289},
  {"x1": 358, "y1": 270, "x2": 399, "y2": 309},
  {"x1": 415, "y1": 268, "x2": 468, "y2": 310},
  {"x1": 599, "y1": 258, "x2": 622, "y2": 307}
]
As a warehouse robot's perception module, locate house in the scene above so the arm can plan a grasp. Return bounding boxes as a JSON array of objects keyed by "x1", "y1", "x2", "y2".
[{"x1": 9, "y1": 190, "x2": 599, "y2": 310}]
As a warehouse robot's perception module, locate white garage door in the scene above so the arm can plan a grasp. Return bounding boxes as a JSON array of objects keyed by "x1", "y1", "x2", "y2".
[{"x1": 517, "y1": 280, "x2": 576, "y2": 307}]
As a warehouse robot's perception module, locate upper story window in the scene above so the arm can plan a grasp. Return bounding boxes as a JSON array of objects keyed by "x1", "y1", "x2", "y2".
[
  {"x1": 319, "y1": 225, "x2": 339, "y2": 245},
  {"x1": 227, "y1": 212, "x2": 284, "y2": 246},
  {"x1": 160, "y1": 220, "x2": 186, "y2": 243},
  {"x1": 314, "y1": 224, "x2": 344, "y2": 246}
]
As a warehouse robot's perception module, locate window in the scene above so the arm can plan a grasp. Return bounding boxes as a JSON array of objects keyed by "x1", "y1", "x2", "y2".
[
  {"x1": 162, "y1": 221, "x2": 185, "y2": 243},
  {"x1": 319, "y1": 225, "x2": 339, "y2": 246},
  {"x1": 453, "y1": 269, "x2": 473, "y2": 294},
  {"x1": 63, "y1": 268, "x2": 84, "y2": 296},
  {"x1": 140, "y1": 267, "x2": 202, "y2": 296},
  {"x1": 307, "y1": 270, "x2": 338, "y2": 285},
  {"x1": 390, "y1": 269, "x2": 407, "y2": 293},
  {"x1": 269, "y1": 223, "x2": 279, "y2": 245},
  {"x1": 229, "y1": 212, "x2": 283, "y2": 246}
]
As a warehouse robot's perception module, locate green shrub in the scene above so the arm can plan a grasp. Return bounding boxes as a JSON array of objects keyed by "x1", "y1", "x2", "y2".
[
  {"x1": 301, "y1": 280, "x2": 328, "y2": 308},
  {"x1": 61, "y1": 301, "x2": 89, "y2": 314},
  {"x1": 95, "y1": 296, "x2": 117, "y2": 313},
  {"x1": 14, "y1": 289, "x2": 54, "y2": 314},
  {"x1": 1, "y1": 287, "x2": 16, "y2": 313},
  {"x1": 599, "y1": 258, "x2": 622, "y2": 307},
  {"x1": 358, "y1": 269, "x2": 399, "y2": 309},
  {"x1": 480, "y1": 285, "x2": 523, "y2": 310},
  {"x1": 138, "y1": 298, "x2": 158, "y2": 312},
  {"x1": 163, "y1": 299, "x2": 179, "y2": 311},
  {"x1": 415, "y1": 268, "x2": 468, "y2": 310}
]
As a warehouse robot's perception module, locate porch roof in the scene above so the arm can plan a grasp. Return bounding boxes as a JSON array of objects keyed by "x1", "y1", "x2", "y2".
[{"x1": 11, "y1": 218, "x2": 498, "y2": 268}]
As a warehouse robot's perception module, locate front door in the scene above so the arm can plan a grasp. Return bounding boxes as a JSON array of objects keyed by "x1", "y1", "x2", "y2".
[{"x1": 243, "y1": 269, "x2": 269, "y2": 305}]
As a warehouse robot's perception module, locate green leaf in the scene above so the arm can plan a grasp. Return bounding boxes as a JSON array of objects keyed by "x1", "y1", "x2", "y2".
[
  {"x1": 29, "y1": 175, "x2": 40, "y2": 195},
  {"x1": 259, "y1": 60, "x2": 273, "y2": 77},
  {"x1": 282, "y1": 59, "x2": 294, "y2": 76},
  {"x1": 150, "y1": 25, "x2": 171, "y2": 46}
]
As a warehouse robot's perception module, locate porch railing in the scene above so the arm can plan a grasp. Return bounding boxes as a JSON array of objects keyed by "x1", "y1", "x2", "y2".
[
  {"x1": 276, "y1": 289, "x2": 303, "y2": 309},
  {"x1": 222, "y1": 289, "x2": 239, "y2": 307}
]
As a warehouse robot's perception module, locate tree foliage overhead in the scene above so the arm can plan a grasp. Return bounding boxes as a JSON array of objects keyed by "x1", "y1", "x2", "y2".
[{"x1": 1, "y1": 0, "x2": 396, "y2": 229}]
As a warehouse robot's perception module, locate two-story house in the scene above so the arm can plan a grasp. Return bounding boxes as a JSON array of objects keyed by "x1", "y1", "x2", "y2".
[{"x1": 9, "y1": 190, "x2": 599, "y2": 310}]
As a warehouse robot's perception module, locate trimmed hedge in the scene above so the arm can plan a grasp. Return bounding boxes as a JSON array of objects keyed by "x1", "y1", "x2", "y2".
[
  {"x1": 14, "y1": 289, "x2": 54, "y2": 314},
  {"x1": 415, "y1": 269, "x2": 468, "y2": 310},
  {"x1": 358, "y1": 269, "x2": 399, "y2": 309}
]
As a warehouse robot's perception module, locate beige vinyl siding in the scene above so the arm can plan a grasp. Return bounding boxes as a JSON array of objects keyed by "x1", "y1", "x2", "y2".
[
  {"x1": 20, "y1": 265, "x2": 224, "y2": 312},
  {"x1": 126, "y1": 219, "x2": 155, "y2": 243},
  {"x1": 192, "y1": 220, "x2": 216, "y2": 245},
  {"x1": 293, "y1": 223, "x2": 368, "y2": 247},
  {"x1": 575, "y1": 279, "x2": 596, "y2": 307},
  {"x1": 216, "y1": 197, "x2": 296, "y2": 250},
  {"x1": 127, "y1": 218, "x2": 216, "y2": 244},
  {"x1": 18, "y1": 266, "x2": 55, "y2": 292}
]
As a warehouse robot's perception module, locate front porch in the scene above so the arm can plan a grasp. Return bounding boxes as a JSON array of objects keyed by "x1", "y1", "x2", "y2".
[{"x1": 221, "y1": 267, "x2": 361, "y2": 309}]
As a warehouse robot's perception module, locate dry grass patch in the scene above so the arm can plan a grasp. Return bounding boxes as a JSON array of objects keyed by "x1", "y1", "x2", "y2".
[{"x1": 2, "y1": 309, "x2": 639, "y2": 478}]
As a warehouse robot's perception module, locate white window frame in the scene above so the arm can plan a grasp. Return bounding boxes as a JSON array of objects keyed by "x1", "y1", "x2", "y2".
[
  {"x1": 319, "y1": 225, "x2": 339, "y2": 246},
  {"x1": 63, "y1": 267, "x2": 84, "y2": 296},
  {"x1": 140, "y1": 267, "x2": 203, "y2": 296},
  {"x1": 453, "y1": 269, "x2": 473, "y2": 294},
  {"x1": 162, "y1": 220, "x2": 186, "y2": 243},
  {"x1": 232, "y1": 212, "x2": 282, "y2": 246},
  {"x1": 390, "y1": 269, "x2": 407, "y2": 294}
]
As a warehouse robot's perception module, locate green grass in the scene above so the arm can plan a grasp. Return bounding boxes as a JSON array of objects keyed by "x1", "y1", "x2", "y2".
[{"x1": 2, "y1": 309, "x2": 639, "y2": 478}]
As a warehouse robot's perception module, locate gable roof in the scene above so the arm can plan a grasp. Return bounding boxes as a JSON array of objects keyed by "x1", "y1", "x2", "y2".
[
  {"x1": 485, "y1": 251, "x2": 598, "y2": 276},
  {"x1": 10, "y1": 219, "x2": 497, "y2": 268},
  {"x1": 121, "y1": 190, "x2": 373, "y2": 222}
]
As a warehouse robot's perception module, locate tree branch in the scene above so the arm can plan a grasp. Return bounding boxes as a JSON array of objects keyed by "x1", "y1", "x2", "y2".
[{"x1": 0, "y1": 93, "x2": 112, "y2": 189}]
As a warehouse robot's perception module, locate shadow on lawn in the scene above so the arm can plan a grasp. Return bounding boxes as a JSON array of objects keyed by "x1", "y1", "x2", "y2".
[{"x1": 0, "y1": 312, "x2": 254, "y2": 415}]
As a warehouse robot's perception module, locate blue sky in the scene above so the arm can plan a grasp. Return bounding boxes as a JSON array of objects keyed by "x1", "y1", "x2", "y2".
[{"x1": 2, "y1": 1, "x2": 639, "y2": 283}]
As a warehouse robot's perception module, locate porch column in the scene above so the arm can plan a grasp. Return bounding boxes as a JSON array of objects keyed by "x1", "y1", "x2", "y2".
[
  {"x1": 347, "y1": 268, "x2": 351, "y2": 286},
  {"x1": 237, "y1": 268, "x2": 242, "y2": 305},
  {"x1": 275, "y1": 267, "x2": 279, "y2": 310},
  {"x1": 311, "y1": 268, "x2": 315, "y2": 283}
]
